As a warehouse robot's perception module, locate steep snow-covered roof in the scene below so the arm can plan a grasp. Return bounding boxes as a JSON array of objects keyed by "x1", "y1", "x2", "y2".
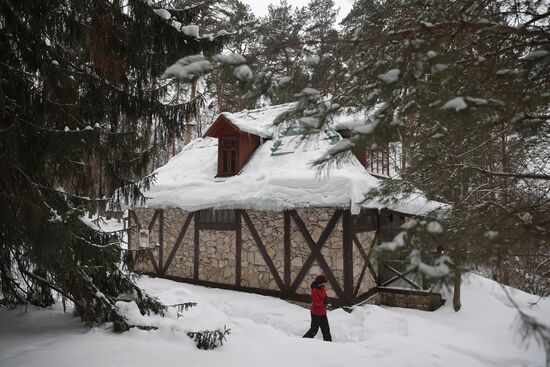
[
  {"x1": 138, "y1": 104, "x2": 443, "y2": 215},
  {"x1": 215, "y1": 104, "x2": 373, "y2": 138},
  {"x1": 214, "y1": 103, "x2": 294, "y2": 138},
  {"x1": 329, "y1": 108, "x2": 370, "y2": 131}
]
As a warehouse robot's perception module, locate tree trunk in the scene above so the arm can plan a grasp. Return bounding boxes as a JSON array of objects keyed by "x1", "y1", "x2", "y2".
[
  {"x1": 184, "y1": 79, "x2": 197, "y2": 145},
  {"x1": 453, "y1": 266, "x2": 462, "y2": 311},
  {"x1": 217, "y1": 80, "x2": 224, "y2": 113},
  {"x1": 237, "y1": 97, "x2": 245, "y2": 112},
  {"x1": 501, "y1": 124, "x2": 508, "y2": 205}
]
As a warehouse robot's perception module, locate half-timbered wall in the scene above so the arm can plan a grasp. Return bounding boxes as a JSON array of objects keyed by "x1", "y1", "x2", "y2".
[
  {"x1": 353, "y1": 230, "x2": 378, "y2": 296},
  {"x1": 129, "y1": 207, "x2": 379, "y2": 306},
  {"x1": 290, "y1": 208, "x2": 344, "y2": 299},
  {"x1": 164, "y1": 209, "x2": 194, "y2": 278},
  {"x1": 240, "y1": 210, "x2": 284, "y2": 290}
]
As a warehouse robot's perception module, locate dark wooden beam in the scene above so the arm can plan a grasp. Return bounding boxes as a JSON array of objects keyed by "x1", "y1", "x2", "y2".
[
  {"x1": 242, "y1": 211, "x2": 285, "y2": 291},
  {"x1": 235, "y1": 210, "x2": 242, "y2": 286},
  {"x1": 130, "y1": 210, "x2": 140, "y2": 228},
  {"x1": 380, "y1": 265, "x2": 421, "y2": 289},
  {"x1": 376, "y1": 212, "x2": 383, "y2": 286},
  {"x1": 352, "y1": 233, "x2": 368, "y2": 260},
  {"x1": 158, "y1": 210, "x2": 164, "y2": 273},
  {"x1": 284, "y1": 211, "x2": 291, "y2": 292},
  {"x1": 162, "y1": 212, "x2": 194, "y2": 274},
  {"x1": 352, "y1": 232, "x2": 378, "y2": 284},
  {"x1": 147, "y1": 209, "x2": 160, "y2": 231},
  {"x1": 354, "y1": 262, "x2": 368, "y2": 298},
  {"x1": 289, "y1": 210, "x2": 345, "y2": 300},
  {"x1": 194, "y1": 219, "x2": 200, "y2": 281},
  {"x1": 342, "y1": 210, "x2": 353, "y2": 305},
  {"x1": 156, "y1": 273, "x2": 314, "y2": 304}
]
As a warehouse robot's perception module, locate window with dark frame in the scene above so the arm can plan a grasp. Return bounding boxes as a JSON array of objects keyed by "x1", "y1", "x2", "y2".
[
  {"x1": 352, "y1": 210, "x2": 378, "y2": 231},
  {"x1": 364, "y1": 142, "x2": 402, "y2": 177},
  {"x1": 379, "y1": 212, "x2": 408, "y2": 242},
  {"x1": 197, "y1": 209, "x2": 236, "y2": 225},
  {"x1": 219, "y1": 136, "x2": 238, "y2": 176},
  {"x1": 366, "y1": 146, "x2": 390, "y2": 176}
]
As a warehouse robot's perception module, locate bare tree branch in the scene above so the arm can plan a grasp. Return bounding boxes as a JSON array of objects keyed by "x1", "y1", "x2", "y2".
[{"x1": 452, "y1": 164, "x2": 550, "y2": 180}]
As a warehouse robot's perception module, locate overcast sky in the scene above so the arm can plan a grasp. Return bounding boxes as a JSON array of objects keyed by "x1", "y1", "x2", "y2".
[{"x1": 240, "y1": 0, "x2": 355, "y2": 23}]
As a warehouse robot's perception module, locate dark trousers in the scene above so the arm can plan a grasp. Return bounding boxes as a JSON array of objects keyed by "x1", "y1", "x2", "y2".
[{"x1": 303, "y1": 314, "x2": 332, "y2": 341}]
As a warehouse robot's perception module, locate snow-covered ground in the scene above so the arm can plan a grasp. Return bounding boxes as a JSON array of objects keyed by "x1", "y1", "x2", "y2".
[{"x1": 0, "y1": 273, "x2": 548, "y2": 367}]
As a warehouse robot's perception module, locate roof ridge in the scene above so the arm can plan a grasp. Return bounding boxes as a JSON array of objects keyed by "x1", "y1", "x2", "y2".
[{"x1": 222, "y1": 102, "x2": 295, "y2": 116}]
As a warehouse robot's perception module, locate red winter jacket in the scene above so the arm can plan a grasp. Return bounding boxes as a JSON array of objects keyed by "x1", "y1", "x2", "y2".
[{"x1": 310, "y1": 284, "x2": 327, "y2": 316}]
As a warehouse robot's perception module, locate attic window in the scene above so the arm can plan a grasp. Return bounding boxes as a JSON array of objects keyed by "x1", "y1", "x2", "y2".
[{"x1": 218, "y1": 136, "x2": 238, "y2": 176}]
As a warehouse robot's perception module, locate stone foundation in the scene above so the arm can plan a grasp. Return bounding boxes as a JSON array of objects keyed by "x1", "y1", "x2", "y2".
[{"x1": 379, "y1": 288, "x2": 443, "y2": 311}]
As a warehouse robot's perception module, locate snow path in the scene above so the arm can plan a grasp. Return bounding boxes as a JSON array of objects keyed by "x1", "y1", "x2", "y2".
[{"x1": 0, "y1": 273, "x2": 547, "y2": 367}]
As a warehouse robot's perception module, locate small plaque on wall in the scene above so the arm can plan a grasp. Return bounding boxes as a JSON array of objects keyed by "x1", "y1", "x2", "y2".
[{"x1": 139, "y1": 229, "x2": 150, "y2": 248}]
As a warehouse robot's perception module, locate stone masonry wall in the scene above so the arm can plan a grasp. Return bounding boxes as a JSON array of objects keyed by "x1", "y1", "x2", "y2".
[
  {"x1": 130, "y1": 208, "x2": 380, "y2": 303},
  {"x1": 197, "y1": 230, "x2": 236, "y2": 284},
  {"x1": 380, "y1": 290, "x2": 443, "y2": 311}
]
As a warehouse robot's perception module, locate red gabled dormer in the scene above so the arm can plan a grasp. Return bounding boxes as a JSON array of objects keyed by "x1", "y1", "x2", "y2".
[{"x1": 203, "y1": 114, "x2": 261, "y2": 177}]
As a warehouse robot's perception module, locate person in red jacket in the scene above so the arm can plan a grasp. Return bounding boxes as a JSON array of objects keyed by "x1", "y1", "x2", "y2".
[{"x1": 302, "y1": 274, "x2": 332, "y2": 341}]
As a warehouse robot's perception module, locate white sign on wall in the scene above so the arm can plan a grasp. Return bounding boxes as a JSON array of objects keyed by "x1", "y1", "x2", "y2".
[{"x1": 139, "y1": 229, "x2": 150, "y2": 248}]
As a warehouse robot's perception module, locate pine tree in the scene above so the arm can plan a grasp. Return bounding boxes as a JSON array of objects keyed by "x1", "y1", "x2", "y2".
[
  {"x1": 255, "y1": 0, "x2": 309, "y2": 104},
  {"x1": 316, "y1": 1, "x2": 550, "y2": 332},
  {"x1": 0, "y1": 0, "x2": 222, "y2": 328},
  {"x1": 205, "y1": 0, "x2": 260, "y2": 113},
  {"x1": 303, "y1": 0, "x2": 340, "y2": 95}
]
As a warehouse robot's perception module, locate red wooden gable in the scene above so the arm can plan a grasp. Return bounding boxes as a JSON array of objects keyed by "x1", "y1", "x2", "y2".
[
  {"x1": 204, "y1": 115, "x2": 260, "y2": 177},
  {"x1": 203, "y1": 115, "x2": 241, "y2": 138},
  {"x1": 355, "y1": 147, "x2": 367, "y2": 168}
]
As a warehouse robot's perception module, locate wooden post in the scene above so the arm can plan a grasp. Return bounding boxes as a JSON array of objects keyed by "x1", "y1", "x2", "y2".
[
  {"x1": 158, "y1": 209, "x2": 164, "y2": 274},
  {"x1": 342, "y1": 210, "x2": 353, "y2": 306},
  {"x1": 236, "y1": 210, "x2": 242, "y2": 286},
  {"x1": 376, "y1": 212, "x2": 382, "y2": 286},
  {"x1": 284, "y1": 211, "x2": 291, "y2": 293},
  {"x1": 194, "y1": 219, "x2": 199, "y2": 281}
]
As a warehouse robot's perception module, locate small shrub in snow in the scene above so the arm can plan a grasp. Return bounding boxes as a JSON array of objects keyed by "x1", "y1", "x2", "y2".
[{"x1": 187, "y1": 326, "x2": 231, "y2": 350}]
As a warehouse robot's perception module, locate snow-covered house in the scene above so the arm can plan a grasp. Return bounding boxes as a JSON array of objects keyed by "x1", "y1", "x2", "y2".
[{"x1": 128, "y1": 104, "x2": 444, "y2": 310}]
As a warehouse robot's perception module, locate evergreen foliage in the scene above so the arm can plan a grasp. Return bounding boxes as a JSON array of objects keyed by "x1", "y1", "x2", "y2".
[
  {"x1": 332, "y1": 0, "x2": 550, "y2": 295},
  {"x1": 0, "y1": 0, "x2": 221, "y2": 328},
  {"x1": 187, "y1": 326, "x2": 231, "y2": 350}
]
